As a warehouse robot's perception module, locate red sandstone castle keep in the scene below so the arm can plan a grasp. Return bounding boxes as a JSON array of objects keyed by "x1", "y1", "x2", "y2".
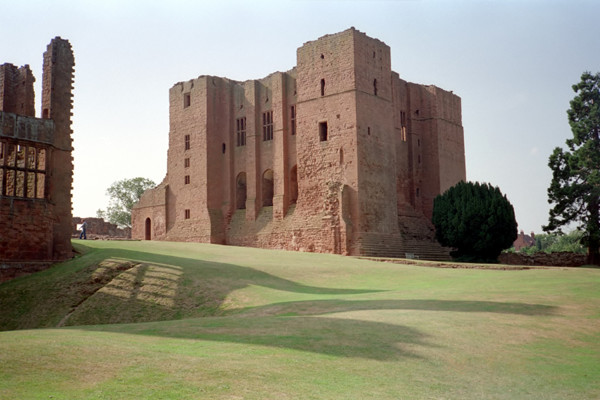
[
  {"x1": 0, "y1": 38, "x2": 75, "y2": 262},
  {"x1": 132, "y1": 28, "x2": 466, "y2": 258}
]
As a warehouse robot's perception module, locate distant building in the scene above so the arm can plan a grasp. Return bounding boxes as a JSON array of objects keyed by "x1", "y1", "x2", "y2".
[
  {"x1": 514, "y1": 230, "x2": 536, "y2": 251},
  {"x1": 0, "y1": 38, "x2": 75, "y2": 262},
  {"x1": 132, "y1": 28, "x2": 466, "y2": 259}
]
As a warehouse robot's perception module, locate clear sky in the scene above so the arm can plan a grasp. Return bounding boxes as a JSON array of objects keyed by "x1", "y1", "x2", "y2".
[{"x1": 2, "y1": 0, "x2": 599, "y2": 233}]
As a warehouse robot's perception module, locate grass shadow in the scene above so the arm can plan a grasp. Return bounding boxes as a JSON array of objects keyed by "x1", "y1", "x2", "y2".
[
  {"x1": 4, "y1": 241, "x2": 560, "y2": 361},
  {"x1": 79, "y1": 314, "x2": 432, "y2": 361}
]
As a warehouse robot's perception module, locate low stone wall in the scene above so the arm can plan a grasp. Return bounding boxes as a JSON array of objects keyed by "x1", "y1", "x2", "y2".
[
  {"x1": 0, "y1": 261, "x2": 53, "y2": 283},
  {"x1": 72, "y1": 217, "x2": 131, "y2": 239},
  {"x1": 499, "y1": 252, "x2": 587, "y2": 267}
]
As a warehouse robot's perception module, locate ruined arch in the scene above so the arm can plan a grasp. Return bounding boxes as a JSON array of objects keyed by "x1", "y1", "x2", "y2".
[
  {"x1": 262, "y1": 169, "x2": 274, "y2": 207},
  {"x1": 290, "y1": 165, "x2": 298, "y2": 204},
  {"x1": 145, "y1": 217, "x2": 151, "y2": 240},
  {"x1": 236, "y1": 172, "x2": 247, "y2": 210}
]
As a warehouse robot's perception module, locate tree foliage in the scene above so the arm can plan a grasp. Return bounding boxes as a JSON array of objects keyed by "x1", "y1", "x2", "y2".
[
  {"x1": 517, "y1": 231, "x2": 586, "y2": 255},
  {"x1": 432, "y1": 181, "x2": 518, "y2": 262},
  {"x1": 544, "y1": 71, "x2": 600, "y2": 264},
  {"x1": 97, "y1": 177, "x2": 156, "y2": 228}
]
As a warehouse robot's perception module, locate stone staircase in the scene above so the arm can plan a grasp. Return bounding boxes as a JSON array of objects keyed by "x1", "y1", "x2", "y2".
[
  {"x1": 358, "y1": 233, "x2": 408, "y2": 259},
  {"x1": 356, "y1": 213, "x2": 452, "y2": 261}
]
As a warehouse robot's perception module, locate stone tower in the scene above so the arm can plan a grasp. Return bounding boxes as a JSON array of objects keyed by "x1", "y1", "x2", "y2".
[
  {"x1": 0, "y1": 37, "x2": 75, "y2": 264},
  {"x1": 42, "y1": 37, "x2": 75, "y2": 260}
]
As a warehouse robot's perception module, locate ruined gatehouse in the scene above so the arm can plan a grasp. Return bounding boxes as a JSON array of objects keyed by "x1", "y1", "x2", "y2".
[
  {"x1": 0, "y1": 37, "x2": 75, "y2": 263},
  {"x1": 132, "y1": 28, "x2": 466, "y2": 259}
]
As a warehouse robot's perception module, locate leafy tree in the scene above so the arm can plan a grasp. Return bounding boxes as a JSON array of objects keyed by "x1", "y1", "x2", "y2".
[
  {"x1": 513, "y1": 231, "x2": 586, "y2": 255},
  {"x1": 97, "y1": 177, "x2": 156, "y2": 228},
  {"x1": 432, "y1": 181, "x2": 518, "y2": 262},
  {"x1": 544, "y1": 71, "x2": 600, "y2": 265}
]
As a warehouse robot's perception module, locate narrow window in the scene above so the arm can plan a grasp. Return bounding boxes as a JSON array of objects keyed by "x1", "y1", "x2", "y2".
[
  {"x1": 222, "y1": 143, "x2": 226, "y2": 154},
  {"x1": 319, "y1": 121, "x2": 328, "y2": 142},
  {"x1": 400, "y1": 111, "x2": 407, "y2": 142},
  {"x1": 184, "y1": 157, "x2": 190, "y2": 168},
  {"x1": 290, "y1": 165, "x2": 298, "y2": 204},
  {"x1": 320, "y1": 79, "x2": 325, "y2": 96},
  {"x1": 236, "y1": 117, "x2": 246, "y2": 146},
  {"x1": 290, "y1": 105, "x2": 296, "y2": 136},
  {"x1": 183, "y1": 93, "x2": 191, "y2": 108},
  {"x1": 184, "y1": 175, "x2": 190, "y2": 185},
  {"x1": 416, "y1": 188, "x2": 420, "y2": 198},
  {"x1": 263, "y1": 111, "x2": 273, "y2": 141},
  {"x1": 184, "y1": 134, "x2": 190, "y2": 150},
  {"x1": 184, "y1": 209, "x2": 191, "y2": 219},
  {"x1": 373, "y1": 79, "x2": 378, "y2": 96}
]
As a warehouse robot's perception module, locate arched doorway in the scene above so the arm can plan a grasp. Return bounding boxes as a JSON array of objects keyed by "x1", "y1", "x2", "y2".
[
  {"x1": 262, "y1": 169, "x2": 274, "y2": 206},
  {"x1": 290, "y1": 165, "x2": 298, "y2": 204},
  {"x1": 236, "y1": 172, "x2": 247, "y2": 209},
  {"x1": 145, "y1": 217, "x2": 151, "y2": 240}
]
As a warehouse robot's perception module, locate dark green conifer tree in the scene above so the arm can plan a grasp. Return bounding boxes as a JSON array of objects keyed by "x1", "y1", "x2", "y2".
[{"x1": 432, "y1": 181, "x2": 518, "y2": 262}]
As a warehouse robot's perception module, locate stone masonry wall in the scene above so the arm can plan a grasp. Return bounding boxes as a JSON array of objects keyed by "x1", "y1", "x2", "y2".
[
  {"x1": 0, "y1": 63, "x2": 35, "y2": 117},
  {"x1": 132, "y1": 28, "x2": 466, "y2": 259},
  {"x1": 0, "y1": 37, "x2": 74, "y2": 263},
  {"x1": 0, "y1": 197, "x2": 54, "y2": 260},
  {"x1": 72, "y1": 217, "x2": 131, "y2": 239}
]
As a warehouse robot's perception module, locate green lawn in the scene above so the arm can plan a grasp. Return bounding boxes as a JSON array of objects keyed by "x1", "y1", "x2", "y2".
[{"x1": 0, "y1": 240, "x2": 598, "y2": 399}]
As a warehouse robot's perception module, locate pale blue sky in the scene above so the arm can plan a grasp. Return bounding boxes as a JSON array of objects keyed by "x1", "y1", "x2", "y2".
[{"x1": 2, "y1": 0, "x2": 599, "y2": 233}]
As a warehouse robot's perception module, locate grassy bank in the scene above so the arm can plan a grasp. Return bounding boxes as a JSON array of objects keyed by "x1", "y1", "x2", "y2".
[{"x1": 0, "y1": 240, "x2": 598, "y2": 399}]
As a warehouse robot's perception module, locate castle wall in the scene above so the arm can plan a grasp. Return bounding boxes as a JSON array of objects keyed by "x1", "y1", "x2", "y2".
[
  {"x1": 131, "y1": 182, "x2": 167, "y2": 240},
  {"x1": 0, "y1": 37, "x2": 74, "y2": 263},
  {"x1": 132, "y1": 28, "x2": 466, "y2": 259},
  {"x1": 0, "y1": 63, "x2": 35, "y2": 117},
  {"x1": 353, "y1": 31, "x2": 398, "y2": 242},
  {"x1": 431, "y1": 86, "x2": 466, "y2": 194}
]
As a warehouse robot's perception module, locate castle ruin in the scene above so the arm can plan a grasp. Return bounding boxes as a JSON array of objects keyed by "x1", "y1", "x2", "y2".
[
  {"x1": 0, "y1": 37, "x2": 75, "y2": 263},
  {"x1": 132, "y1": 28, "x2": 465, "y2": 258}
]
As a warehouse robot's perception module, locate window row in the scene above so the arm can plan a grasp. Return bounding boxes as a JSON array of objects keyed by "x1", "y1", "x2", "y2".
[
  {"x1": 184, "y1": 105, "x2": 310, "y2": 151},
  {"x1": 0, "y1": 141, "x2": 47, "y2": 199}
]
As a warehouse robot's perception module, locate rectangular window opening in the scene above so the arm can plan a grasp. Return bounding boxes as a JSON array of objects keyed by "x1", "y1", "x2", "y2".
[
  {"x1": 236, "y1": 117, "x2": 247, "y2": 146},
  {"x1": 319, "y1": 121, "x2": 328, "y2": 142},
  {"x1": 184, "y1": 209, "x2": 191, "y2": 219},
  {"x1": 0, "y1": 140, "x2": 46, "y2": 199},
  {"x1": 184, "y1": 175, "x2": 190, "y2": 185},
  {"x1": 184, "y1": 158, "x2": 190, "y2": 168},
  {"x1": 184, "y1": 135, "x2": 190, "y2": 150},
  {"x1": 262, "y1": 111, "x2": 273, "y2": 141},
  {"x1": 183, "y1": 93, "x2": 191, "y2": 108},
  {"x1": 290, "y1": 105, "x2": 296, "y2": 136},
  {"x1": 400, "y1": 111, "x2": 407, "y2": 142}
]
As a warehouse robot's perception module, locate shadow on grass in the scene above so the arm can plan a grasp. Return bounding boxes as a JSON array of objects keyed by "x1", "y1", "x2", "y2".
[
  {"x1": 81, "y1": 314, "x2": 434, "y2": 361},
  {"x1": 59, "y1": 243, "x2": 561, "y2": 361},
  {"x1": 239, "y1": 298, "x2": 558, "y2": 317}
]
